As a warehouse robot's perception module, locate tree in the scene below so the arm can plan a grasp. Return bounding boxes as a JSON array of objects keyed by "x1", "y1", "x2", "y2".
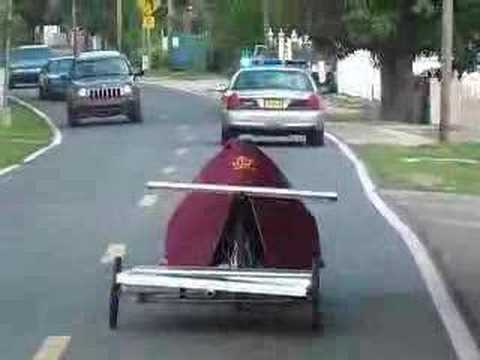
[
  {"x1": 210, "y1": 0, "x2": 264, "y2": 70},
  {"x1": 309, "y1": 0, "x2": 480, "y2": 122}
]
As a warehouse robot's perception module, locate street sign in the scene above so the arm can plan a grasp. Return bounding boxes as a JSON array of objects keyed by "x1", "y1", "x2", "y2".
[
  {"x1": 142, "y1": 0, "x2": 155, "y2": 29},
  {"x1": 143, "y1": 16, "x2": 155, "y2": 29}
]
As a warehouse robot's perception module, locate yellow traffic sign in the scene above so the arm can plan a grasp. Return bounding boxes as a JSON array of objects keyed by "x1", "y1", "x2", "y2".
[{"x1": 143, "y1": 16, "x2": 155, "y2": 29}]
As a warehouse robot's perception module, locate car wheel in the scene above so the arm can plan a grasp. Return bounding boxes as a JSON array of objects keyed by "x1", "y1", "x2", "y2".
[
  {"x1": 67, "y1": 108, "x2": 80, "y2": 127},
  {"x1": 129, "y1": 101, "x2": 143, "y2": 123},
  {"x1": 221, "y1": 126, "x2": 236, "y2": 145},
  {"x1": 307, "y1": 129, "x2": 325, "y2": 147}
]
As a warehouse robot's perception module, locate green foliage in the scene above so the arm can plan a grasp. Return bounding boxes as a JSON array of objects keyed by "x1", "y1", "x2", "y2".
[{"x1": 210, "y1": 0, "x2": 264, "y2": 69}]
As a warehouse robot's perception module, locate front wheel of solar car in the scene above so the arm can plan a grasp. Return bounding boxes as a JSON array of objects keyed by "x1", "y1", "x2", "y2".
[
  {"x1": 221, "y1": 127, "x2": 236, "y2": 145},
  {"x1": 307, "y1": 130, "x2": 325, "y2": 147},
  {"x1": 129, "y1": 101, "x2": 143, "y2": 123}
]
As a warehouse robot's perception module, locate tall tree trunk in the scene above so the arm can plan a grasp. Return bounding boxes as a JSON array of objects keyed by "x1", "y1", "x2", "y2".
[{"x1": 380, "y1": 49, "x2": 415, "y2": 122}]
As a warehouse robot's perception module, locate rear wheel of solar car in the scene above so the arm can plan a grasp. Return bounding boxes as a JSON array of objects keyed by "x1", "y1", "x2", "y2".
[
  {"x1": 306, "y1": 129, "x2": 325, "y2": 147},
  {"x1": 109, "y1": 256, "x2": 123, "y2": 330},
  {"x1": 221, "y1": 126, "x2": 236, "y2": 145},
  {"x1": 129, "y1": 100, "x2": 143, "y2": 123}
]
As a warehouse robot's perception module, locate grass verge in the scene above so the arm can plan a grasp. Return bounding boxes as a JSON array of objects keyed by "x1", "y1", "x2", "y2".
[
  {"x1": 0, "y1": 103, "x2": 51, "y2": 169},
  {"x1": 357, "y1": 143, "x2": 480, "y2": 195}
]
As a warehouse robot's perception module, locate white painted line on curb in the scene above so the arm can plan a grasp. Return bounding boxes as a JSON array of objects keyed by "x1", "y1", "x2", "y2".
[
  {"x1": 326, "y1": 132, "x2": 480, "y2": 360},
  {"x1": 0, "y1": 164, "x2": 20, "y2": 177},
  {"x1": 0, "y1": 97, "x2": 62, "y2": 178},
  {"x1": 138, "y1": 194, "x2": 158, "y2": 208},
  {"x1": 175, "y1": 147, "x2": 190, "y2": 156},
  {"x1": 162, "y1": 166, "x2": 177, "y2": 175},
  {"x1": 33, "y1": 336, "x2": 71, "y2": 360},
  {"x1": 10, "y1": 96, "x2": 62, "y2": 164},
  {"x1": 101, "y1": 243, "x2": 127, "y2": 264}
]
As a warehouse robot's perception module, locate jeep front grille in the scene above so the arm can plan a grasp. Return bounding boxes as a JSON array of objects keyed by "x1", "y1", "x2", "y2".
[{"x1": 88, "y1": 87, "x2": 122, "y2": 100}]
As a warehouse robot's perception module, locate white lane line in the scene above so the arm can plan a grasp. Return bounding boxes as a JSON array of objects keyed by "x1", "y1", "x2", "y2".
[
  {"x1": 326, "y1": 132, "x2": 480, "y2": 360},
  {"x1": 10, "y1": 96, "x2": 62, "y2": 164},
  {"x1": 101, "y1": 243, "x2": 127, "y2": 264},
  {"x1": 175, "y1": 147, "x2": 190, "y2": 157},
  {"x1": 138, "y1": 194, "x2": 158, "y2": 208},
  {"x1": 33, "y1": 336, "x2": 71, "y2": 360},
  {"x1": 162, "y1": 166, "x2": 177, "y2": 175}
]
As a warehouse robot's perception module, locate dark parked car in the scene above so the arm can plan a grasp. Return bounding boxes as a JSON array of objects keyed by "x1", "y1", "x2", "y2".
[
  {"x1": 66, "y1": 51, "x2": 143, "y2": 127},
  {"x1": 9, "y1": 45, "x2": 53, "y2": 88},
  {"x1": 39, "y1": 56, "x2": 74, "y2": 100}
]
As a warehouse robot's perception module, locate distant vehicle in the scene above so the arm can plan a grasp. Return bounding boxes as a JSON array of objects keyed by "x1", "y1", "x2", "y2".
[
  {"x1": 220, "y1": 66, "x2": 326, "y2": 146},
  {"x1": 66, "y1": 51, "x2": 144, "y2": 127},
  {"x1": 8, "y1": 45, "x2": 53, "y2": 89},
  {"x1": 39, "y1": 56, "x2": 74, "y2": 100}
]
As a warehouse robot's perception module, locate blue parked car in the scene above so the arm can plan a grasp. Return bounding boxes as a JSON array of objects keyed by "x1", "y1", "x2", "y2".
[
  {"x1": 9, "y1": 45, "x2": 53, "y2": 89},
  {"x1": 39, "y1": 56, "x2": 74, "y2": 100}
]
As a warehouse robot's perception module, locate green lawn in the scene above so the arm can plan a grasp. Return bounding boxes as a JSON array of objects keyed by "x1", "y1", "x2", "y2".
[
  {"x1": 357, "y1": 143, "x2": 480, "y2": 195},
  {"x1": 0, "y1": 104, "x2": 51, "y2": 169}
]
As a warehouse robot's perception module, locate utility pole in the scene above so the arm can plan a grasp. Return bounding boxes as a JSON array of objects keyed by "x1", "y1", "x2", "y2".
[
  {"x1": 440, "y1": 0, "x2": 453, "y2": 142},
  {"x1": 72, "y1": 0, "x2": 78, "y2": 57},
  {"x1": 167, "y1": 0, "x2": 175, "y2": 38},
  {"x1": 263, "y1": 0, "x2": 270, "y2": 43},
  {"x1": 117, "y1": 0, "x2": 123, "y2": 52},
  {"x1": 2, "y1": 0, "x2": 13, "y2": 110}
]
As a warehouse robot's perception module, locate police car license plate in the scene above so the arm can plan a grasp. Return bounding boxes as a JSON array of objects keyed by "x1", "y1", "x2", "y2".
[{"x1": 264, "y1": 99, "x2": 284, "y2": 109}]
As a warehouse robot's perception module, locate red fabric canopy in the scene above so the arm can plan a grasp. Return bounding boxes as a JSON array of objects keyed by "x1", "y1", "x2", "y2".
[{"x1": 165, "y1": 140, "x2": 321, "y2": 269}]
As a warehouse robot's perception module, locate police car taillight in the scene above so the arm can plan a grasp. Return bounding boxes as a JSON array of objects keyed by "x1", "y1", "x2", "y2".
[{"x1": 225, "y1": 93, "x2": 241, "y2": 110}]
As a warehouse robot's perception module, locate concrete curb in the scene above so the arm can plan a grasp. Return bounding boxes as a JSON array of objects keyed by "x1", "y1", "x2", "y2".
[{"x1": 0, "y1": 96, "x2": 62, "y2": 177}]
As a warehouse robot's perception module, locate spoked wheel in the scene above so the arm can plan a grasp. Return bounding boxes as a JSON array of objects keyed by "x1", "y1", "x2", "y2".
[
  {"x1": 109, "y1": 256, "x2": 123, "y2": 330},
  {"x1": 311, "y1": 254, "x2": 323, "y2": 332}
]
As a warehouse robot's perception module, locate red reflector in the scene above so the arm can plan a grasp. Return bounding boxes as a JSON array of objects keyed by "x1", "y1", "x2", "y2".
[
  {"x1": 307, "y1": 94, "x2": 322, "y2": 110},
  {"x1": 225, "y1": 93, "x2": 241, "y2": 110}
]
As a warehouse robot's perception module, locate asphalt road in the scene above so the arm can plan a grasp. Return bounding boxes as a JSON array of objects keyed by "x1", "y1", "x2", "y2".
[{"x1": 0, "y1": 85, "x2": 456, "y2": 359}]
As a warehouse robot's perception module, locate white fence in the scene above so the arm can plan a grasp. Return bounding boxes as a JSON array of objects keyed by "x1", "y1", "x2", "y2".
[
  {"x1": 337, "y1": 50, "x2": 381, "y2": 100},
  {"x1": 337, "y1": 51, "x2": 441, "y2": 101},
  {"x1": 430, "y1": 73, "x2": 480, "y2": 129}
]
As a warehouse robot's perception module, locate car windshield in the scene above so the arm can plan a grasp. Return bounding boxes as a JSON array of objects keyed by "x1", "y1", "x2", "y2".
[
  {"x1": 48, "y1": 59, "x2": 73, "y2": 74},
  {"x1": 12, "y1": 48, "x2": 51, "y2": 63},
  {"x1": 73, "y1": 57, "x2": 130, "y2": 79},
  {"x1": 232, "y1": 70, "x2": 314, "y2": 92}
]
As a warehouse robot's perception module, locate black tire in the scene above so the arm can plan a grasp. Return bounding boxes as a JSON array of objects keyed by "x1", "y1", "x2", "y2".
[
  {"x1": 221, "y1": 126, "x2": 236, "y2": 145},
  {"x1": 307, "y1": 129, "x2": 325, "y2": 147},
  {"x1": 129, "y1": 101, "x2": 143, "y2": 123},
  {"x1": 8, "y1": 80, "x2": 14, "y2": 90},
  {"x1": 109, "y1": 257, "x2": 123, "y2": 330},
  {"x1": 67, "y1": 108, "x2": 80, "y2": 127}
]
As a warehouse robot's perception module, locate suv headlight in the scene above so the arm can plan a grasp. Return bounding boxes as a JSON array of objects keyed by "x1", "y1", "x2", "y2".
[
  {"x1": 77, "y1": 88, "x2": 88, "y2": 97},
  {"x1": 121, "y1": 84, "x2": 133, "y2": 96}
]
